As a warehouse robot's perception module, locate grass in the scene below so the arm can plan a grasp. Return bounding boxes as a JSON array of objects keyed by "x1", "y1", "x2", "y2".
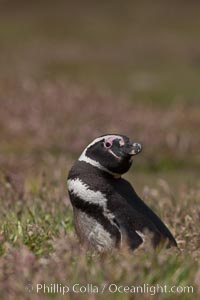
[
  {"x1": 0, "y1": 1, "x2": 200, "y2": 299},
  {"x1": 0, "y1": 170, "x2": 199, "y2": 300}
]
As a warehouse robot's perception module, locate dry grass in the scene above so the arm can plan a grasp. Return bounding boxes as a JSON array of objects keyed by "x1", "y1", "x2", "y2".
[
  {"x1": 0, "y1": 81, "x2": 199, "y2": 300},
  {"x1": 0, "y1": 1, "x2": 200, "y2": 299}
]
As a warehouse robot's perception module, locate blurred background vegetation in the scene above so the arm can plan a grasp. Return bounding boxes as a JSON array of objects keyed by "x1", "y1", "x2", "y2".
[
  {"x1": 0, "y1": 0, "x2": 200, "y2": 172},
  {"x1": 0, "y1": 1, "x2": 200, "y2": 299}
]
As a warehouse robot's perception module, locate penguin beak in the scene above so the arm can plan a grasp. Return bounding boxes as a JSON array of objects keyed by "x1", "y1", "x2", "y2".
[{"x1": 129, "y1": 143, "x2": 142, "y2": 156}]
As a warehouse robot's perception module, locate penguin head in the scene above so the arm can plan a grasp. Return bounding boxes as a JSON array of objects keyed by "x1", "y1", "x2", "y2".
[{"x1": 79, "y1": 134, "x2": 142, "y2": 175}]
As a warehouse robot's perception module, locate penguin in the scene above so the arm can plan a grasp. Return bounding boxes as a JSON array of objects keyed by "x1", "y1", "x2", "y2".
[{"x1": 67, "y1": 134, "x2": 177, "y2": 252}]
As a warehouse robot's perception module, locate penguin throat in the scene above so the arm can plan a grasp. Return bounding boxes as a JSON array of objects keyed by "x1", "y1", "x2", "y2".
[{"x1": 78, "y1": 151, "x2": 121, "y2": 179}]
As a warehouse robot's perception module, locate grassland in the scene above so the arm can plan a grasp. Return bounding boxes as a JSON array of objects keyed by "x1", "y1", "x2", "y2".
[{"x1": 0, "y1": 1, "x2": 200, "y2": 299}]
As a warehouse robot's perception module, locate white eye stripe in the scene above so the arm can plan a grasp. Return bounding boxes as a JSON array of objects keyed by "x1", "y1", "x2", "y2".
[
  {"x1": 81, "y1": 135, "x2": 122, "y2": 151},
  {"x1": 104, "y1": 135, "x2": 123, "y2": 146},
  {"x1": 78, "y1": 135, "x2": 122, "y2": 178}
]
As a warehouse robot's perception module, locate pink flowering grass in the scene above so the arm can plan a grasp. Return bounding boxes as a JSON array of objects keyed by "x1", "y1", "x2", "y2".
[{"x1": 0, "y1": 1, "x2": 200, "y2": 299}]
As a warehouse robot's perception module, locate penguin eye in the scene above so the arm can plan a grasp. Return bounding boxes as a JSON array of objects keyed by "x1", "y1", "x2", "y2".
[{"x1": 104, "y1": 141, "x2": 112, "y2": 148}]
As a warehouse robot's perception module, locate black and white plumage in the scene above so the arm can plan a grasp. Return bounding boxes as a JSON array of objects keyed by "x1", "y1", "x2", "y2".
[{"x1": 67, "y1": 134, "x2": 177, "y2": 252}]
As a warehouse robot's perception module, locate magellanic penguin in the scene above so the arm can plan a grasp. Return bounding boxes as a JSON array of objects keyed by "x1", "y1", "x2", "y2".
[{"x1": 67, "y1": 134, "x2": 177, "y2": 252}]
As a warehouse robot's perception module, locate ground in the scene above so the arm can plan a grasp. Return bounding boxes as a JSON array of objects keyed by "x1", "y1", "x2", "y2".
[{"x1": 0, "y1": 1, "x2": 200, "y2": 299}]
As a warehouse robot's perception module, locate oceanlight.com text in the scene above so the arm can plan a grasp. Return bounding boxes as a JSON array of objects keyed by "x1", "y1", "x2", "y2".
[{"x1": 25, "y1": 282, "x2": 194, "y2": 295}]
